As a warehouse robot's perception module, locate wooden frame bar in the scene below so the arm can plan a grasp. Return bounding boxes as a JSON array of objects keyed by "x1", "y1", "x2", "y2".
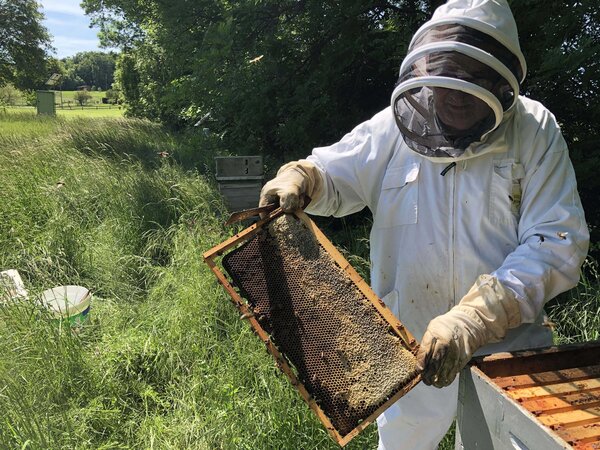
[
  {"x1": 203, "y1": 209, "x2": 421, "y2": 446},
  {"x1": 459, "y1": 341, "x2": 600, "y2": 449}
]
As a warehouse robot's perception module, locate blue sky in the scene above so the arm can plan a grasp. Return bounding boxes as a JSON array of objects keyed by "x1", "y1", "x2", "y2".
[{"x1": 39, "y1": 0, "x2": 117, "y2": 59}]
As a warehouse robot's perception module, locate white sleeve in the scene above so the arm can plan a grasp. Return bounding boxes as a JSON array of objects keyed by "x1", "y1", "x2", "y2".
[
  {"x1": 492, "y1": 111, "x2": 589, "y2": 323},
  {"x1": 304, "y1": 108, "x2": 399, "y2": 218}
]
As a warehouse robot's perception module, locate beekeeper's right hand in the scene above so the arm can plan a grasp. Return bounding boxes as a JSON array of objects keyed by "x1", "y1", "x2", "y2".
[{"x1": 259, "y1": 160, "x2": 324, "y2": 212}]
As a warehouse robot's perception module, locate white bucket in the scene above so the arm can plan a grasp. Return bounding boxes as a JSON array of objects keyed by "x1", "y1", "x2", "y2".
[{"x1": 41, "y1": 285, "x2": 92, "y2": 325}]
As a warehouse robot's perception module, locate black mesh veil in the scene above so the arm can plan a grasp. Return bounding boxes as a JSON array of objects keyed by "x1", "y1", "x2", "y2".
[{"x1": 391, "y1": 24, "x2": 521, "y2": 157}]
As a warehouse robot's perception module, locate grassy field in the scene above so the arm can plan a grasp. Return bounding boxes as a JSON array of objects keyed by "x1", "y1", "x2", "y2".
[
  {"x1": 0, "y1": 112, "x2": 597, "y2": 449},
  {"x1": 57, "y1": 107, "x2": 123, "y2": 118},
  {"x1": 3, "y1": 89, "x2": 122, "y2": 118},
  {"x1": 57, "y1": 90, "x2": 108, "y2": 103},
  {"x1": 0, "y1": 113, "x2": 381, "y2": 449},
  {"x1": 3, "y1": 105, "x2": 123, "y2": 119},
  {"x1": 6, "y1": 89, "x2": 108, "y2": 105}
]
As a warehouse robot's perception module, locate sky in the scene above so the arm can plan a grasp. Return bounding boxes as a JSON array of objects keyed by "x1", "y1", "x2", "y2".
[{"x1": 38, "y1": 0, "x2": 117, "y2": 59}]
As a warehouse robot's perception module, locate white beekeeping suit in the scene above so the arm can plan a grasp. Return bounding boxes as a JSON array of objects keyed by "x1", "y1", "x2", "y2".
[{"x1": 260, "y1": 0, "x2": 589, "y2": 448}]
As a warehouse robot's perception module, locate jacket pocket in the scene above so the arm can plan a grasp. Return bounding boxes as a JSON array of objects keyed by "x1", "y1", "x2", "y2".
[
  {"x1": 489, "y1": 159, "x2": 524, "y2": 224},
  {"x1": 374, "y1": 163, "x2": 420, "y2": 229}
]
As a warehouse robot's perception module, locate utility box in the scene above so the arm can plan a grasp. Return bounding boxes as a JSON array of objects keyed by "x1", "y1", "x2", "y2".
[
  {"x1": 456, "y1": 341, "x2": 600, "y2": 450},
  {"x1": 215, "y1": 156, "x2": 263, "y2": 211},
  {"x1": 36, "y1": 90, "x2": 56, "y2": 116}
]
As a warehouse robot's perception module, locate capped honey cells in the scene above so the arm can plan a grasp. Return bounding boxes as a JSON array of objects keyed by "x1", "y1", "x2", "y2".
[{"x1": 222, "y1": 214, "x2": 419, "y2": 437}]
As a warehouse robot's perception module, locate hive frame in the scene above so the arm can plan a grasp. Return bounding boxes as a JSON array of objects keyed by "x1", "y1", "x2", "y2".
[
  {"x1": 459, "y1": 341, "x2": 600, "y2": 449},
  {"x1": 203, "y1": 208, "x2": 421, "y2": 446}
]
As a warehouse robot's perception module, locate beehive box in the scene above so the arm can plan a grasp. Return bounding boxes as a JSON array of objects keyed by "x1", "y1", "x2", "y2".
[
  {"x1": 457, "y1": 341, "x2": 600, "y2": 450},
  {"x1": 215, "y1": 156, "x2": 263, "y2": 211},
  {"x1": 203, "y1": 209, "x2": 421, "y2": 446}
]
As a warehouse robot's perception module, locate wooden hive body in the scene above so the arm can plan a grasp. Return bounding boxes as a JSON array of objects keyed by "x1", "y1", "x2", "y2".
[{"x1": 458, "y1": 341, "x2": 600, "y2": 449}]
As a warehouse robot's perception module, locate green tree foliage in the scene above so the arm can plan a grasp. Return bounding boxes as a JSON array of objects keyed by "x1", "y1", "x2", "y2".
[
  {"x1": 104, "y1": 88, "x2": 121, "y2": 103},
  {"x1": 60, "y1": 51, "x2": 117, "y2": 90},
  {"x1": 0, "y1": 83, "x2": 21, "y2": 106},
  {"x1": 0, "y1": 0, "x2": 52, "y2": 89},
  {"x1": 82, "y1": 0, "x2": 600, "y2": 243},
  {"x1": 83, "y1": 0, "x2": 433, "y2": 155},
  {"x1": 73, "y1": 90, "x2": 92, "y2": 106},
  {"x1": 510, "y1": 0, "x2": 600, "y2": 244},
  {"x1": 44, "y1": 56, "x2": 66, "y2": 83}
]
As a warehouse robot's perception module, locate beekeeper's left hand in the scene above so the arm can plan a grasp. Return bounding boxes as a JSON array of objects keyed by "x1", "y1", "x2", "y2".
[{"x1": 417, "y1": 275, "x2": 522, "y2": 388}]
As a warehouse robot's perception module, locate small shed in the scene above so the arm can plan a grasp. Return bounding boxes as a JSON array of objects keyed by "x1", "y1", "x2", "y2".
[
  {"x1": 36, "y1": 90, "x2": 56, "y2": 116},
  {"x1": 215, "y1": 156, "x2": 263, "y2": 211}
]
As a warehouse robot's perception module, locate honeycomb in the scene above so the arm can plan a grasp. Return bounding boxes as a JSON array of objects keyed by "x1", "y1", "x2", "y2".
[{"x1": 222, "y1": 214, "x2": 419, "y2": 437}]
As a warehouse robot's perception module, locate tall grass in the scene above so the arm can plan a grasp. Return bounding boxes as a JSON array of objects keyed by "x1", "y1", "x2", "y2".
[
  {"x1": 1, "y1": 113, "x2": 596, "y2": 449},
  {"x1": 2, "y1": 106, "x2": 124, "y2": 119},
  {"x1": 0, "y1": 111, "x2": 64, "y2": 141},
  {"x1": 547, "y1": 258, "x2": 600, "y2": 344},
  {"x1": 0, "y1": 114, "x2": 377, "y2": 449}
]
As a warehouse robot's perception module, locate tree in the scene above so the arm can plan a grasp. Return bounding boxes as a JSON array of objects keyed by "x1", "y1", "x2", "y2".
[
  {"x1": 74, "y1": 90, "x2": 92, "y2": 106},
  {"x1": 509, "y1": 0, "x2": 600, "y2": 248},
  {"x1": 0, "y1": 84, "x2": 21, "y2": 105},
  {"x1": 104, "y1": 88, "x2": 121, "y2": 104},
  {"x1": 45, "y1": 57, "x2": 66, "y2": 87},
  {"x1": 60, "y1": 52, "x2": 117, "y2": 90},
  {"x1": 82, "y1": 0, "x2": 600, "y2": 251},
  {"x1": 71, "y1": 52, "x2": 117, "y2": 90},
  {"x1": 0, "y1": 0, "x2": 52, "y2": 89},
  {"x1": 83, "y1": 0, "x2": 433, "y2": 149}
]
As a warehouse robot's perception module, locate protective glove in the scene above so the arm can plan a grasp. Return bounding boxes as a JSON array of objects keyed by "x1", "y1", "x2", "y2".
[
  {"x1": 416, "y1": 275, "x2": 522, "y2": 388},
  {"x1": 259, "y1": 160, "x2": 324, "y2": 212}
]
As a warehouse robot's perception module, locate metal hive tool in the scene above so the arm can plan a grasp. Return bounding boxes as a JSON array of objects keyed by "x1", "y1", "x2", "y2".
[{"x1": 203, "y1": 208, "x2": 421, "y2": 446}]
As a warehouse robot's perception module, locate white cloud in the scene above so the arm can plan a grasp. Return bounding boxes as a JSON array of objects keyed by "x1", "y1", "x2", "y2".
[
  {"x1": 40, "y1": 0, "x2": 86, "y2": 17},
  {"x1": 51, "y1": 36, "x2": 102, "y2": 58},
  {"x1": 39, "y1": 2, "x2": 119, "y2": 57},
  {"x1": 45, "y1": 17, "x2": 78, "y2": 27},
  {"x1": 53, "y1": 36, "x2": 99, "y2": 47}
]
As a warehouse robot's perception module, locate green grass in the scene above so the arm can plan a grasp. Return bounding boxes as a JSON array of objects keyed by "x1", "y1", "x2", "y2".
[
  {"x1": 58, "y1": 90, "x2": 107, "y2": 102},
  {"x1": 2, "y1": 106, "x2": 123, "y2": 119},
  {"x1": 5, "y1": 89, "x2": 109, "y2": 108},
  {"x1": 0, "y1": 114, "x2": 378, "y2": 449},
  {"x1": 0, "y1": 113, "x2": 596, "y2": 449},
  {"x1": 0, "y1": 110, "x2": 63, "y2": 140},
  {"x1": 546, "y1": 258, "x2": 600, "y2": 344},
  {"x1": 57, "y1": 107, "x2": 123, "y2": 118}
]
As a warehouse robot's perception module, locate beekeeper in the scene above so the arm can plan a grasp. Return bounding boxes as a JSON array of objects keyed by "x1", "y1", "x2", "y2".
[{"x1": 259, "y1": 0, "x2": 589, "y2": 448}]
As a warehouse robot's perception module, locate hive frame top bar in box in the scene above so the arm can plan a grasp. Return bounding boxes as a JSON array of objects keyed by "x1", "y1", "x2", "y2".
[
  {"x1": 458, "y1": 340, "x2": 600, "y2": 450},
  {"x1": 203, "y1": 208, "x2": 421, "y2": 447}
]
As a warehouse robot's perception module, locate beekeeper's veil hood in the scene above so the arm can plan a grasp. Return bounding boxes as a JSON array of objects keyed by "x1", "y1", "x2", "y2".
[{"x1": 391, "y1": 0, "x2": 526, "y2": 158}]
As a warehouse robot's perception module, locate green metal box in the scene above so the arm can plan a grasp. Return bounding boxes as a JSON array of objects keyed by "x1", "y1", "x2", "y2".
[{"x1": 36, "y1": 90, "x2": 56, "y2": 116}]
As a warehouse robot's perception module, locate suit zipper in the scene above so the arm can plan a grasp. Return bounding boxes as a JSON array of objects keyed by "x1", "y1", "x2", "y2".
[
  {"x1": 442, "y1": 162, "x2": 458, "y2": 306},
  {"x1": 451, "y1": 165, "x2": 457, "y2": 306}
]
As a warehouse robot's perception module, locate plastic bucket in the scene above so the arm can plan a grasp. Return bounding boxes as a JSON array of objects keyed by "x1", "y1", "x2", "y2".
[{"x1": 41, "y1": 285, "x2": 92, "y2": 325}]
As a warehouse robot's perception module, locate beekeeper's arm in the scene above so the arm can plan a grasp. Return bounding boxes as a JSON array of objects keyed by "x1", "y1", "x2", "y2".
[
  {"x1": 418, "y1": 108, "x2": 589, "y2": 388},
  {"x1": 260, "y1": 109, "x2": 397, "y2": 216}
]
